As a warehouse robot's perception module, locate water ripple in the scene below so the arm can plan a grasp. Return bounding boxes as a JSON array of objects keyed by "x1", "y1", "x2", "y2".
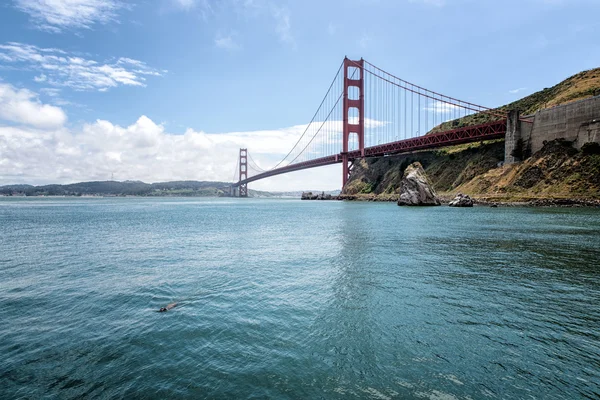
[{"x1": 1, "y1": 198, "x2": 599, "y2": 399}]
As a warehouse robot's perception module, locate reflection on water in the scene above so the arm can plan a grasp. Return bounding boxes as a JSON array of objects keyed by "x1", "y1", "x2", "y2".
[{"x1": 1, "y1": 198, "x2": 599, "y2": 399}]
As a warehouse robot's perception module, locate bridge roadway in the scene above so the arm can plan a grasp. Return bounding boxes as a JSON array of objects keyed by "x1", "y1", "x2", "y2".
[{"x1": 233, "y1": 120, "x2": 507, "y2": 187}]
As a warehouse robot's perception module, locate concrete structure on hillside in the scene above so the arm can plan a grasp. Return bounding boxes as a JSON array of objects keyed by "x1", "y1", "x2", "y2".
[
  {"x1": 505, "y1": 95, "x2": 600, "y2": 164},
  {"x1": 504, "y1": 110, "x2": 522, "y2": 164}
]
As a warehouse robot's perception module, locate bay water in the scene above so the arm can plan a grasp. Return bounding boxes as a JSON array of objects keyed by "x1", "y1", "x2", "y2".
[{"x1": 1, "y1": 198, "x2": 599, "y2": 399}]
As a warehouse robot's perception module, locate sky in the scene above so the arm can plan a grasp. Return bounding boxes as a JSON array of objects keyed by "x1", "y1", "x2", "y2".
[{"x1": 0, "y1": 0, "x2": 599, "y2": 191}]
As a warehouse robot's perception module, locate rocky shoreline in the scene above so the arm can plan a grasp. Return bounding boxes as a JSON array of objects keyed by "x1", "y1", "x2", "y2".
[
  {"x1": 473, "y1": 197, "x2": 600, "y2": 207},
  {"x1": 303, "y1": 158, "x2": 600, "y2": 207},
  {"x1": 300, "y1": 191, "x2": 335, "y2": 200},
  {"x1": 302, "y1": 192, "x2": 600, "y2": 207}
]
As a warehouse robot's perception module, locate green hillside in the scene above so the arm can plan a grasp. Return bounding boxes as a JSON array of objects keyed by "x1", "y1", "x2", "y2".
[{"x1": 430, "y1": 67, "x2": 600, "y2": 134}]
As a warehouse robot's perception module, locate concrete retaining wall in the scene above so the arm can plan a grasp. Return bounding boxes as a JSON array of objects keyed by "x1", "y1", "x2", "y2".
[{"x1": 525, "y1": 95, "x2": 600, "y2": 154}]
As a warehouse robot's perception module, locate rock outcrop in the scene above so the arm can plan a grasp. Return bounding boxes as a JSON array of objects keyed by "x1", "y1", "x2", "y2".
[
  {"x1": 449, "y1": 193, "x2": 474, "y2": 207},
  {"x1": 301, "y1": 191, "x2": 334, "y2": 200},
  {"x1": 317, "y1": 192, "x2": 333, "y2": 200},
  {"x1": 397, "y1": 162, "x2": 441, "y2": 206}
]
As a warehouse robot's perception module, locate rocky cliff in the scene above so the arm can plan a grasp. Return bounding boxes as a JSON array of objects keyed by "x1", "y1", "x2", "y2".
[{"x1": 342, "y1": 139, "x2": 600, "y2": 203}]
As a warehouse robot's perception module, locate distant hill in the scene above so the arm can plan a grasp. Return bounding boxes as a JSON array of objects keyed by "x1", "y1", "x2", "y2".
[
  {"x1": 0, "y1": 181, "x2": 340, "y2": 198},
  {"x1": 0, "y1": 180, "x2": 237, "y2": 197},
  {"x1": 430, "y1": 67, "x2": 600, "y2": 133}
]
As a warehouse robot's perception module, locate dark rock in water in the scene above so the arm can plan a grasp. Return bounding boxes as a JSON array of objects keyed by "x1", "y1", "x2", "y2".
[
  {"x1": 302, "y1": 191, "x2": 333, "y2": 200},
  {"x1": 397, "y1": 162, "x2": 441, "y2": 206},
  {"x1": 301, "y1": 192, "x2": 318, "y2": 200},
  {"x1": 159, "y1": 302, "x2": 177, "y2": 312},
  {"x1": 449, "y1": 193, "x2": 474, "y2": 207},
  {"x1": 490, "y1": 204, "x2": 498, "y2": 208}
]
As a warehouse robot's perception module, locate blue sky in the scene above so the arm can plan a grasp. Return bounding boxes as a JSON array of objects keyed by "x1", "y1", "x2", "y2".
[{"x1": 0, "y1": 0, "x2": 599, "y2": 190}]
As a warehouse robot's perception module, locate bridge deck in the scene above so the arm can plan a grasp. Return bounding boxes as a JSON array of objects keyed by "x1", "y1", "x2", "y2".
[{"x1": 233, "y1": 120, "x2": 506, "y2": 187}]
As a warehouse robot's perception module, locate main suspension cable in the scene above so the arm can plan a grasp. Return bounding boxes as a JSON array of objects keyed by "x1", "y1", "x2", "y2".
[
  {"x1": 269, "y1": 60, "x2": 345, "y2": 170},
  {"x1": 247, "y1": 153, "x2": 265, "y2": 173},
  {"x1": 286, "y1": 67, "x2": 359, "y2": 165},
  {"x1": 348, "y1": 59, "x2": 506, "y2": 119},
  {"x1": 232, "y1": 156, "x2": 239, "y2": 183}
]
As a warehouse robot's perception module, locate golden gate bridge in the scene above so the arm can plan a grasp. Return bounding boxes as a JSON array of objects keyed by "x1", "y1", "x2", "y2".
[{"x1": 232, "y1": 57, "x2": 517, "y2": 197}]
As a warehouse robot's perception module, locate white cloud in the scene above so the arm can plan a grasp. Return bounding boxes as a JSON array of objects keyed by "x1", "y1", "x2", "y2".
[
  {"x1": 0, "y1": 107, "x2": 342, "y2": 189},
  {"x1": 171, "y1": 0, "x2": 197, "y2": 9},
  {"x1": 509, "y1": 87, "x2": 527, "y2": 94},
  {"x1": 215, "y1": 33, "x2": 241, "y2": 50},
  {"x1": 13, "y1": 0, "x2": 123, "y2": 32},
  {"x1": 272, "y1": 6, "x2": 295, "y2": 47},
  {"x1": 40, "y1": 88, "x2": 61, "y2": 97},
  {"x1": 231, "y1": 1, "x2": 296, "y2": 47},
  {"x1": 0, "y1": 83, "x2": 67, "y2": 129},
  {"x1": 39, "y1": 87, "x2": 79, "y2": 107},
  {"x1": 170, "y1": 0, "x2": 211, "y2": 10},
  {"x1": 0, "y1": 42, "x2": 164, "y2": 91},
  {"x1": 170, "y1": 1, "x2": 295, "y2": 48},
  {"x1": 168, "y1": 0, "x2": 213, "y2": 19},
  {"x1": 425, "y1": 100, "x2": 463, "y2": 114}
]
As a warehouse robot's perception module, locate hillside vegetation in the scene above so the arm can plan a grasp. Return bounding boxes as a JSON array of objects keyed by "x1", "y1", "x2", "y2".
[
  {"x1": 343, "y1": 140, "x2": 600, "y2": 202},
  {"x1": 456, "y1": 141, "x2": 600, "y2": 201},
  {"x1": 430, "y1": 67, "x2": 600, "y2": 134},
  {"x1": 343, "y1": 141, "x2": 505, "y2": 199},
  {"x1": 0, "y1": 181, "x2": 236, "y2": 197}
]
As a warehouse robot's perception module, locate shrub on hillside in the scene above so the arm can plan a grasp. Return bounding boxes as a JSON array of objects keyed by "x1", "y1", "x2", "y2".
[{"x1": 581, "y1": 142, "x2": 600, "y2": 155}]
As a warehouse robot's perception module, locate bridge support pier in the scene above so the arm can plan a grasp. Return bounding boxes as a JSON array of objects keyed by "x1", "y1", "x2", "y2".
[
  {"x1": 342, "y1": 57, "x2": 365, "y2": 188},
  {"x1": 342, "y1": 154, "x2": 349, "y2": 185},
  {"x1": 504, "y1": 110, "x2": 522, "y2": 164}
]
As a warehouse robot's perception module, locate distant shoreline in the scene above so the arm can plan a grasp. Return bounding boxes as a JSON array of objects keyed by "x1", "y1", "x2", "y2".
[
  {"x1": 3, "y1": 193, "x2": 599, "y2": 207},
  {"x1": 0, "y1": 180, "x2": 340, "y2": 199},
  {"x1": 0, "y1": 194, "x2": 305, "y2": 199}
]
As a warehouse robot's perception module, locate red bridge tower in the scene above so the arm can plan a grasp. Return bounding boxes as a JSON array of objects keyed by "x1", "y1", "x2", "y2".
[
  {"x1": 239, "y1": 148, "x2": 248, "y2": 197},
  {"x1": 342, "y1": 57, "x2": 365, "y2": 187}
]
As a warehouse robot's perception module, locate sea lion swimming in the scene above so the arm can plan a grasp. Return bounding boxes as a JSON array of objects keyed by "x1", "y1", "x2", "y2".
[{"x1": 158, "y1": 302, "x2": 177, "y2": 312}]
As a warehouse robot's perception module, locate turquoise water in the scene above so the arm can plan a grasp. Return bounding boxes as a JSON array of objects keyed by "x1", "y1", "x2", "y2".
[{"x1": 1, "y1": 198, "x2": 599, "y2": 399}]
